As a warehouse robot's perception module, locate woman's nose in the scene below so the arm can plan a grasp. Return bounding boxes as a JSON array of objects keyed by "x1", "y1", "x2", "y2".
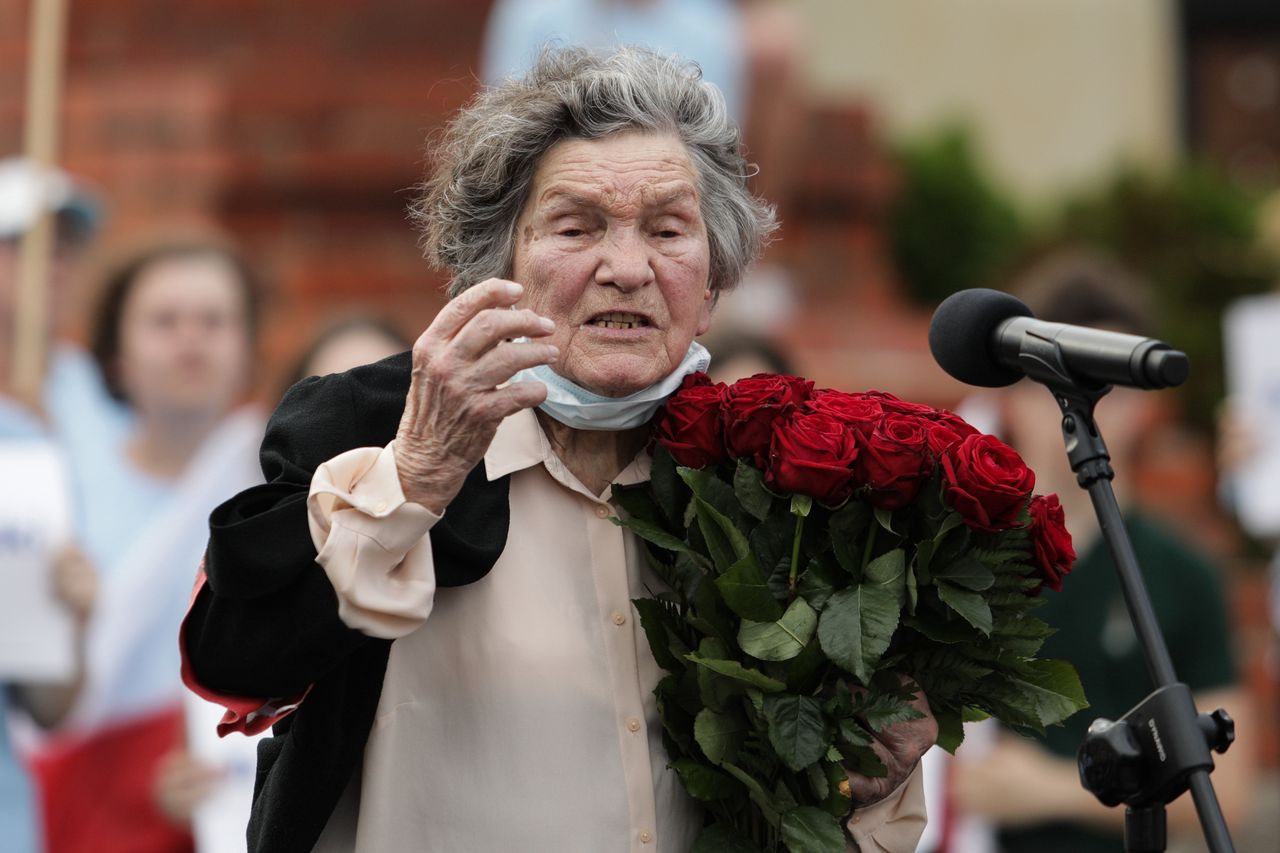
[{"x1": 594, "y1": 230, "x2": 655, "y2": 291}]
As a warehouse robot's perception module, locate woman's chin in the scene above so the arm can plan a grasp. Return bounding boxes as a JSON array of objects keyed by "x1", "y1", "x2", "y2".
[{"x1": 562, "y1": 353, "x2": 668, "y2": 398}]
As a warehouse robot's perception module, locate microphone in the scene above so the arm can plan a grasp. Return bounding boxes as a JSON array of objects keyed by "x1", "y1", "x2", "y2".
[{"x1": 929, "y1": 288, "x2": 1189, "y2": 390}]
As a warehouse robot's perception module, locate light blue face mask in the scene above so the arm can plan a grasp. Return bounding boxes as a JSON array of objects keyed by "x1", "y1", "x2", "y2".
[{"x1": 509, "y1": 340, "x2": 711, "y2": 431}]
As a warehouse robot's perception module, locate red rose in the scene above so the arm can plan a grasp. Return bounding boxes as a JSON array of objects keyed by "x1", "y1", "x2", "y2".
[
  {"x1": 804, "y1": 390, "x2": 884, "y2": 437},
  {"x1": 941, "y1": 433, "x2": 1035, "y2": 532},
  {"x1": 1028, "y1": 493, "x2": 1075, "y2": 594},
  {"x1": 923, "y1": 410, "x2": 980, "y2": 457},
  {"x1": 723, "y1": 373, "x2": 814, "y2": 464},
  {"x1": 766, "y1": 411, "x2": 859, "y2": 505},
  {"x1": 856, "y1": 413, "x2": 931, "y2": 509},
  {"x1": 860, "y1": 390, "x2": 937, "y2": 418},
  {"x1": 654, "y1": 374, "x2": 728, "y2": 469}
]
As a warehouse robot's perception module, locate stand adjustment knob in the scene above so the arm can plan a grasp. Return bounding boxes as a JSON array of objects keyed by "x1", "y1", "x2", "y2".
[
  {"x1": 1079, "y1": 717, "x2": 1143, "y2": 807},
  {"x1": 1201, "y1": 709, "x2": 1235, "y2": 755}
]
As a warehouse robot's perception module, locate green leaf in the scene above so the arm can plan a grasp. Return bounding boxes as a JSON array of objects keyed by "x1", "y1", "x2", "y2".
[
  {"x1": 934, "y1": 708, "x2": 964, "y2": 754},
  {"x1": 694, "y1": 707, "x2": 747, "y2": 766},
  {"x1": 819, "y1": 760, "x2": 854, "y2": 817},
  {"x1": 649, "y1": 446, "x2": 689, "y2": 529},
  {"x1": 933, "y1": 556, "x2": 996, "y2": 591},
  {"x1": 796, "y1": 556, "x2": 840, "y2": 611},
  {"x1": 936, "y1": 581, "x2": 993, "y2": 635},
  {"x1": 631, "y1": 598, "x2": 688, "y2": 672},
  {"x1": 734, "y1": 459, "x2": 775, "y2": 521},
  {"x1": 722, "y1": 762, "x2": 782, "y2": 827},
  {"x1": 762, "y1": 694, "x2": 830, "y2": 772},
  {"x1": 609, "y1": 482, "x2": 662, "y2": 525},
  {"x1": 1007, "y1": 658, "x2": 1089, "y2": 728},
  {"x1": 817, "y1": 583, "x2": 901, "y2": 684},
  {"x1": 688, "y1": 575, "x2": 738, "y2": 646},
  {"x1": 837, "y1": 742, "x2": 887, "y2": 778},
  {"x1": 672, "y1": 759, "x2": 740, "y2": 801},
  {"x1": 858, "y1": 692, "x2": 925, "y2": 732},
  {"x1": 784, "y1": 636, "x2": 830, "y2": 694},
  {"x1": 686, "y1": 653, "x2": 787, "y2": 693},
  {"x1": 905, "y1": 557, "x2": 918, "y2": 613},
  {"x1": 865, "y1": 548, "x2": 907, "y2": 608},
  {"x1": 837, "y1": 716, "x2": 872, "y2": 748},
  {"x1": 829, "y1": 501, "x2": 872, "y2": 575},
  {"x1": 901, "y1": 612, "x2": 980, "y2": 644},
  {"x1": 780, "y1": 806, "x2": 846, "y2": 853},
  {"x1": 612, "y1": 516, "x2": 707, "y2": 564},
  {"x1": 696, "y1": 500, "x2": 739, "y2": 573},
  {"x1": 750, "y1": 510, "x2": 796, "y2": 581},
  {"x1": 716, "y1": 555, "x2": 784, "y2": 622},
  {"x1": 691, "y1": 823, "x2": 763, "y2": 853},
  {"x1": 739, "y1": 597, "x2": 818, "y2": 662},
  {"x1": 873, "y1": 506, "x2": 897, "y2": 534},
  {"x1": 681, "y1": 467, "x2": 748, "y2": 526}
]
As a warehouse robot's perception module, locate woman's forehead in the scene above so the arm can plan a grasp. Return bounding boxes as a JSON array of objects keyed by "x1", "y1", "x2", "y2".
[{"x1": 528, "y1": 132, "x2": 701, "y2": 211}]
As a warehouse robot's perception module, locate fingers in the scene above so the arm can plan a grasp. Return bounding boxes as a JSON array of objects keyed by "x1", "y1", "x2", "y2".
[
  {"x1": 422, "y1": 278, "x2": 528, "y2": 345},
  {"x1": 468, "y1": 340, "x2": 560, "y2": 389},
  {"x1": 51, "y1": 546, "x2": 97, "y2": 622},
  {"x1": 450, "y1": 307, "x2": 555, "y2": 362},
  {"x1": 154, "y1": 751, "x2": 221, "y2": 825}
]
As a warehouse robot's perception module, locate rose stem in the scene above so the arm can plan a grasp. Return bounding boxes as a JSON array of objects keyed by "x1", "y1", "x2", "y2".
[
  {"x1": 860, "y1": 522, "x2": 877, "y2": 576},
  {"x1": 788, "y1": 511, "x2": 806, "y2": 595}
]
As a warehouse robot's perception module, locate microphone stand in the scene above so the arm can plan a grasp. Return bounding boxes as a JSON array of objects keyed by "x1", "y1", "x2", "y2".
[{"x1": 1015, "y1": 340, "x2": 1237, "y2": 853}]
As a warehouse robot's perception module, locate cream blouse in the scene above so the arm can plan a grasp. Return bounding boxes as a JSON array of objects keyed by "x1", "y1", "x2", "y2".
[{"x1": 305, "y1": 408, "x2": 926, "y2": 852}]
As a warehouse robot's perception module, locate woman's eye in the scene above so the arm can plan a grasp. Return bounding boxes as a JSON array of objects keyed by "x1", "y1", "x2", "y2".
[
  {"x1": 559, "y1": 228, "x2": 585, "y2": 237},
  {"x1": 656, "y1": 229, "x2": 681, "y2": 239}
]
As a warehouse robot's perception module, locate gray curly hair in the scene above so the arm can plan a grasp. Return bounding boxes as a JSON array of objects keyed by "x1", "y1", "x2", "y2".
[{"x1": 411, "y1": 45, "x2": 778, "y2": 297}]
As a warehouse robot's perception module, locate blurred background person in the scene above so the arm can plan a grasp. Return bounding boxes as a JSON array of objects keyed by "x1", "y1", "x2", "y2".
[
  {"x1": 0, "y1": 155, "x2": 119, "y2": 853},
  {"x1": 0, "y1": 156, "x2": 127, "y2": 447},
  {"x1": 281, "y1": 314, "x2": 411, "y2": 393},
  {"x1": 704, "y1": 331, "x2": 796, "y2": 385},
  {"x1": 947, "y1": 250, "x2": 1257, "y2": 853},
  {"x1": 26, "y1": 237, "x2": 265, "y2": 853}
]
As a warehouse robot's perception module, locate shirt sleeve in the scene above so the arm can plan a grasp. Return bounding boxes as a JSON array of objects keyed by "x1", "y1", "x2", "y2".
[
  {"x1": 308, "y1": 441, "x2": 441, "y2": 639},
  {"x1": 845, "y1": 764, "x2": 928, "y2": 853}
]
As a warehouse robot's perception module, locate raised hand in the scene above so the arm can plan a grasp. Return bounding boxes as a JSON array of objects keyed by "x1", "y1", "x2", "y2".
[{"x1": 394, "y1": 279, "x2": 558, "y2": 513}]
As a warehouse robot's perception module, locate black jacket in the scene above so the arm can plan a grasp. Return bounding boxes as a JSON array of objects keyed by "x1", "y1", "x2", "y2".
[{"x1": 182, "y1": 352, "x2": 511, "y2": 852}]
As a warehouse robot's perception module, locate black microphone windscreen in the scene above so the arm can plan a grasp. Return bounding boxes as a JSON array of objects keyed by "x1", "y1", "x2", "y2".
[{"x1": 929, "y1": 288, "x2": 1033, "y2": 388}]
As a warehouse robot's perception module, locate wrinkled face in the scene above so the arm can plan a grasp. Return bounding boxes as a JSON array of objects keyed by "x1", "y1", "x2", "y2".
[
  {"x1": 116, "y1": 253, "x2": 252, "y2": 419},
  {"x1": 511, "y1": 131, "x2": 714, "y2": 397}
]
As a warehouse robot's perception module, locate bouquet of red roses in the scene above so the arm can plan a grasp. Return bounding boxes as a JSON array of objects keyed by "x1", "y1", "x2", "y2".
[{"x1": 611, "y1": 373, "x2": 1085, "y2": 852}]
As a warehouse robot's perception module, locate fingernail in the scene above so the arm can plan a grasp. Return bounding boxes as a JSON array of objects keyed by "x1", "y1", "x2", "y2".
[
  {"x1": 546, "y1": 345, "x2": 560, "y2": 360},
  {"x1": 505, "y1": 282, "x2": 523, "y2": 298},
  {"x1": 539, "y1": 316, "x2": 555, "y2": 332}
]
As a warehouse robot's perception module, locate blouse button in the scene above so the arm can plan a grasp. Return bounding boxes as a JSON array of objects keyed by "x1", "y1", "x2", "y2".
[
  {"x1": 626, "y1": 718, "x2": 641, "y2": 733},
  {"x1": 611, "y1": 611, "x2": 627, "y2": 626},
  {"x1": 595, "y1": 505, "x2": 610, "y2": 518},
  {"x1": 639, "y1": 830, "x2": 653, "y2": 844}
]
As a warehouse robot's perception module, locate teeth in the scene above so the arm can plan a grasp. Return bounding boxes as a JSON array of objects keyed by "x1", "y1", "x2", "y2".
[{"x1": 590, "y1": 312, "x2": 648, "y2": 330}]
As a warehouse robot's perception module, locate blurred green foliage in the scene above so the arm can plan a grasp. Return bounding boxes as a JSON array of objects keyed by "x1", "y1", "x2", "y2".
[
  {"x1": 888, "y1": 126, "x2": 1024, "y2": 307},
  {"x1": 1039, "y1": 165, "x2": 1276, "y2": 430},
  {"x1": 889, "y1": 126, "x2": 1278, "y2": 430}
]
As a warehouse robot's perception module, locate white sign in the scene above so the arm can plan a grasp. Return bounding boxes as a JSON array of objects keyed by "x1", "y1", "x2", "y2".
[
  {"x1": 0, "y1": 441, "x2": 76, "y2": 680},
  {"x1": 1223, "y1": 294, "x2": 1280, "y2": 537}
]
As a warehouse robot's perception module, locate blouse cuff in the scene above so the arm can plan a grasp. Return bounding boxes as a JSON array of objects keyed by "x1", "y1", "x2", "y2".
[
  {"x1": 308, "y1": 441, "x2": 441, "y2": 639},
  {"x1": 845, "y1": 764, "x2": 928, "y2": 852}
]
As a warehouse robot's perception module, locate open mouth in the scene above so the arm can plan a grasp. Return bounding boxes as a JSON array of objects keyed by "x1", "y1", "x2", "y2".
[{"x1": 587, "y1": 312, "x2": 651, "y2": 330}]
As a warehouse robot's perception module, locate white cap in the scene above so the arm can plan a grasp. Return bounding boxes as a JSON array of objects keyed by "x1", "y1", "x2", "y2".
[{"x1": 0, "y1": 157, "x2": 100, "y2": 242}]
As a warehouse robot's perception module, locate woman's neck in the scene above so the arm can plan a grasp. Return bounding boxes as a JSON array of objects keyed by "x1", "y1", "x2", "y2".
[
  {"x1": 127, "y1": 410, "x2": 221, "y2": 481},
  {"x1": 536, "y1": 410, "x2": 650, "y2": 497}
]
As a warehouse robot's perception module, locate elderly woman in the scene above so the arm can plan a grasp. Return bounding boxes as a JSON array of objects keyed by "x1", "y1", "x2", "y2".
[{"x1": 182, "y1": 47, "x2": 933, "y2": 852}]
